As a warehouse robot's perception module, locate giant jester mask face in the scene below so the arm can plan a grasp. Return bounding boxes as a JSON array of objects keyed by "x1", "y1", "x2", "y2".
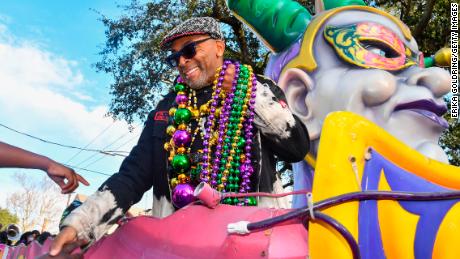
[{"x1": 275, "y1": 7, "x2": 450, "y2": 163}]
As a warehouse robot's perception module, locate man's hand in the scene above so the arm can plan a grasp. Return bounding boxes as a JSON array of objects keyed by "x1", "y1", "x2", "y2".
[
  {"x1": 49, "y1": 227, "x2": 87, "y2": 257},
  {"x1": 221, "y1": 63, "x2": 236, "y2": 92},
  {"x1": 46, "y1": 161, "x2": 90, "y2": 194},
  {"x1": 38, "y1": 239, "x2": 85, "y2": 259}
]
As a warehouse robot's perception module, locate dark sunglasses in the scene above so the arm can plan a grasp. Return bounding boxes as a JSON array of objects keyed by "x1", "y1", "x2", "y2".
[{"x1": 165, "y1": 37, "x2": 212, "y2": 67}]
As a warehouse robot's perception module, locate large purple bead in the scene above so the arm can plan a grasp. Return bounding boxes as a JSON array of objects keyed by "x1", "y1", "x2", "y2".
[
  {"x1": 172, "y1": 183, "x2": 196, "y2": 208},
  {"x1": 175, "y1": 94, "x2": 188, "y2": 105},
  {"x1": 173, "y1": 130, "x2": 191, "y2": 147}
]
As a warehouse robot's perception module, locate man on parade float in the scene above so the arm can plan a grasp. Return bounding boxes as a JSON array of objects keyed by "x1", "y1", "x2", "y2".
[{"x1": 49, "y1": 16, "x2": 310, "y2": 256}]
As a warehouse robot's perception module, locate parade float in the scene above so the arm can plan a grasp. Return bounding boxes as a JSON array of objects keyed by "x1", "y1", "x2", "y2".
[{"x1": 1, "y1": 0, "x2": 458, "y2": 258}]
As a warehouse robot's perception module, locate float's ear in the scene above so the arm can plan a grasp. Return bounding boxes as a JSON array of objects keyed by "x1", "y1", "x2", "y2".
[{"x1": 278, "y1": 68, "x2": 321, "y2": 141}]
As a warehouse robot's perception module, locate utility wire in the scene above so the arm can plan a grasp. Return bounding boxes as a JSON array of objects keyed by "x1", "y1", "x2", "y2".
[
  {"x1": 66, "y1": 121, "x2": 115, "y2": 164},
  {"x1": 62, "y1": 163, "x2": 114, "y2": 177},
  {"x1": 75, "y1": 126, "x2": 138, "y2": 167},
  {"x1": 74, "y1": 132, "x2": 129, "y2": 167},
  {"x1": 0, "y1": 122, "x2": 128, "y2": 157},
  {"x1": 81, "y1": 131, "x2": 140, "y2": 168}
]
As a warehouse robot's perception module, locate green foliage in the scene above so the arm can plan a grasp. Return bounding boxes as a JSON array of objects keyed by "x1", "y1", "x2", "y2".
[
  {"x1": 96, "y1": 0, "x2": 269, "y2": 123},
  {"x1": 374, "y1": 0, "x2": 450, "y2": 54},
  {"x1": 440, "y1": 99, "x2": 460, "y2": 166},
  {"x1": 0, "y1": 208, "x2": 18, "y2": 230}
]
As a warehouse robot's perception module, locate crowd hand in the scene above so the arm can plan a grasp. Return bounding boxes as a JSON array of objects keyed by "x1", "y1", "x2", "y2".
[
  {"x1": 39, "y1": 239, "x2": 85, "y2": 259},
  {"x1": 221, "y1": 63, "x2": 236, "y2": 93},
  {"x1": 46, "y1": 161, "x2": 90, "y2": 194},
  {"x1": 49, "y1": 227, "x2": 87, "y2": 257}
]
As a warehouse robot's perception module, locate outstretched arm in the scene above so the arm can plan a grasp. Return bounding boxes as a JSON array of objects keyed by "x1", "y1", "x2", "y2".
[{"x1": 0, "y1": 141, "x2": 89, "y2": 193}]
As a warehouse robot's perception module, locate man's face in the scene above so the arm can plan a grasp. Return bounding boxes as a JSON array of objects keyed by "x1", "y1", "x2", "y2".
[
  {"x1": 170, "y1": 35, "x2": 225, "y2": 89},
  {"x1": 278, "y1": 10, "x2": 450, "y2": 162}
]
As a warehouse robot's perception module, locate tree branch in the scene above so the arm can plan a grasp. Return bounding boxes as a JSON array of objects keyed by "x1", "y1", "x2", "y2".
[
  {"x1": 230, "y1": 22, "x2": 250, "y2": 64},
  {"x1": 413, "y1": 0, "x2": 436, "y2": 39},
  {"x1": 403, "y1": 0, "x2": 412, "y2": 21}
]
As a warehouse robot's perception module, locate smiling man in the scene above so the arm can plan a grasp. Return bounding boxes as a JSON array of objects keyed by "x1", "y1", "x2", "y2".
[{"x1": 49, "y1": 17, "x2": 309, "y2": 255}]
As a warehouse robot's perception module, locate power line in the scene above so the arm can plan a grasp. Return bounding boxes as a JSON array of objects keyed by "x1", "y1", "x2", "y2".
[
  {"x1": 0, "y1": 122, "x2": 129, "y2": 157},
  {"x1": 75, "y1": 126, "x2": 138, "y2": 167},
  {"x1": 62, "y1": 163, "x2": 114, "y2": 177},
  {"x1": 66, "y1": 121, "x2": 115, "y2": 164},
  {"x1": 74, "y1": 133, "x2": 129, "y2": 167},
  {"x1": 81, "y1": 131, "x2": 140, "y2": 168}
]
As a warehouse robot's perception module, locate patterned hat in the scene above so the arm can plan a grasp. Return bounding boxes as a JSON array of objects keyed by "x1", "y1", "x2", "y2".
[{"x1": 160, "y1": 17, "x2": 224, "y2": 49}]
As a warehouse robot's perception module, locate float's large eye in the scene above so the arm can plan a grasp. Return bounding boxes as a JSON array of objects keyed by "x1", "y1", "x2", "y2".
[
  {"x1": 324, "y1": 22, "x2": 417, "y2": 71},
  {"x1": 359, "y1": 39, "x2": 400, "y2": 59}
]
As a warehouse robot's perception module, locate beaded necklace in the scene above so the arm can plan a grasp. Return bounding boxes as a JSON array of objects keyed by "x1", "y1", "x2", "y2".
[{"x1": 166, "y1": 60, "x2": 257, "y2": 208}]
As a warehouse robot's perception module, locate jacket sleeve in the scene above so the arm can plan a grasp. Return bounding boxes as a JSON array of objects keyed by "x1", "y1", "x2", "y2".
[
  {"x1": 61, "y1": 110, "x2": 158, "y2": 242},
  {"x1": 252, "y1": 75, "x2": 310, "y2": 162}
]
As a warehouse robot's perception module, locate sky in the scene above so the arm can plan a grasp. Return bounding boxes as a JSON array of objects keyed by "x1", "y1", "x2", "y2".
[{"x1": 0, "y1": 0, "x2": 154, "y2": 229}]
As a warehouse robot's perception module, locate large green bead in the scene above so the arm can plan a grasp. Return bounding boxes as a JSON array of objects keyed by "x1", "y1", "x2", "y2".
[
  {"x1": 248, "y1": 196, "x2": 257, "y2": 206},
  {"x1": 174, "y1": 108, "x2": 192, "y2": 124},
  {"x1": 171, "y1": 154, "x2": 191, "y2": 172},
  {"x1": 174, "y1": 83, "x2": 186, "y2": 92}
]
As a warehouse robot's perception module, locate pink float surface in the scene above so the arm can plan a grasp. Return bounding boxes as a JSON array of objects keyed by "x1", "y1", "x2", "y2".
[
  {"x1": 0, "y1": 238, "x2": 56, "y2": 259},
  {"x1": 1, "y1": 204, "x2": 308, "y2": 258},
  {"x1": 85, "y1": 204, "x2": 308, "y2": 258}
]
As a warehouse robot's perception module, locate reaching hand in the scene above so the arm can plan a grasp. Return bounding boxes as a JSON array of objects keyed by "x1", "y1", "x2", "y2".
[
  {"x1": 49, "y1": 227, "x2": 87, "y2": 257},
  {"x1": 46, "y1": 162, "x2": 90, "y2": 194},
  {"x1": 39, "y1": 238, "x2": 85, "y2": 259}
]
